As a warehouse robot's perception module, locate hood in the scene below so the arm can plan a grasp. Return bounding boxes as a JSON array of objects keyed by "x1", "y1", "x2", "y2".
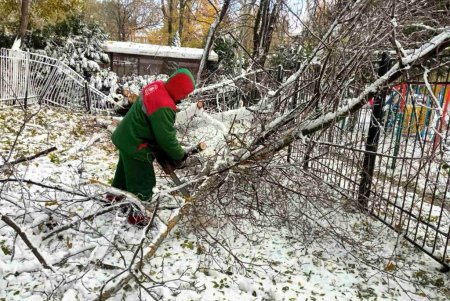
[{"x1": 164, "y1": 68, "x2": 196, "y2": 102}]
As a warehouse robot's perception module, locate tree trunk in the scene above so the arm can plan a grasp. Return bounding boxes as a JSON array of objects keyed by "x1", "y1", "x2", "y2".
[
  {"x1": 252, "y1": 0, "x2": 268, "y2": 60},
  {"x1": 15, "y1": 0, "x2": 30, "y2": 48},
  {"x1": 167, "y1": 0, "x2": 174, "y2": 44},
  {"x1": 252, "y1": 0, "x2": 281, "y2": 67},
  {"x1": 196, "y1": 0, "x2": 231, "y2": 82},
  {"x1": 118, "y1": 2, "x2": 126, "y2": 41},
  {"x1": 178, "y1": 0, "x2": 186, "y2": 44},
  {"x1": 259, "y1": 0, "x2": 281, "y2": 66}
]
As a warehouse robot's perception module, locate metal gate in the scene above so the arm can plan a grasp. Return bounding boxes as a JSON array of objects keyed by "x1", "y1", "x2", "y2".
[
  {"x1": 0, "y1": 48, "x2": 115, "y2": 113},
  {"x1": 290, "y1": 66, "x2": 450, "y2": 271}
]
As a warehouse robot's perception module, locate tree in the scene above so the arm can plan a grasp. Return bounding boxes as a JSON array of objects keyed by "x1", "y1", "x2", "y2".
[
  {"x1": 252, "y1": 0, "x2": 283, "y2": 66},
  {"x1": 0, "y1": 0, "x2": 86, "y2": 48},
  {"x1": 15, "y1": 0, "x2": 30, "y2": 46},
  {"x1": 178, "y1": 0, "x2": 187, "y2": 41},
  {"x1": 196, "y1": 0, "x2": 232, "y2": 82},
  {"x1": 25, "y1": 15, "x2": 110, "y2": 79},
  {"x1": 160, "y1": 0, "x2": 175, "y2": 44},
  {"x1": 2, "y1": 0, "x2": 450, "y2": 299},
  {"x1": 101, "y1": 0, "x2": 161, "y2": 41},
  {"x1": 150, "y1": 0, "x2": 219, "y2": 47}
]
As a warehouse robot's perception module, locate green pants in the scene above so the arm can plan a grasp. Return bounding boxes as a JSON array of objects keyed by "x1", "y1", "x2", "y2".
[{"x1": 112, "y1": 151, "x2": 155, "y2": 202}]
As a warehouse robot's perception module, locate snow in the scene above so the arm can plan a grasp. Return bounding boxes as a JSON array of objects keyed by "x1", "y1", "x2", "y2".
[
  {"x1": 191, "y1": 69, "x2": 262, "y2": 95},
  {"x1": 11, "y1": 38, "x2": 21, "y2": 50},
  {"x1": 62, "y1": 289, "x2": 80, "y2": 301},
  {"x1": 102, "y1": 41, "x2": 219, "y2": 62},
  {"x1": 0, "y1": 104, "x2": 449, "y2": 300}
]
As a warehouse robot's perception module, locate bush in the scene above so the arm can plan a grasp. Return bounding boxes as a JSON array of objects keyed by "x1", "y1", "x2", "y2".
[
  {"x1": 23, "y1": 14, "x2": 110, "y2": 80},
  {"x1": 213, "y1": 36, "x2": 241, "y2": 75},
  {"x1": 0, "y1": 26, "x2": 14, "y2": 49}
]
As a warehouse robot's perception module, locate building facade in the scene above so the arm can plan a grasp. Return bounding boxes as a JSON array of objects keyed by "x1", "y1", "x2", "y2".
[{"x1": 101, "y1": 41, "x2": 219, "y2": 77}]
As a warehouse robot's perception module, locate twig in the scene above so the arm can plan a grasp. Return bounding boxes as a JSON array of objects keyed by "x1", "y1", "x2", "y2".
[
  {"x1": 42, "y1": 202, "x2": 127, "y2": 241},
  {"x1": 1, "y1": 214, "x2": 54, "y2": 272},
  {"x1": 1, "y1": 146, "x2": 57, "y2": 167},
  {"x1": 94, "y1": 174, "x2": 221, "y2": 300}
]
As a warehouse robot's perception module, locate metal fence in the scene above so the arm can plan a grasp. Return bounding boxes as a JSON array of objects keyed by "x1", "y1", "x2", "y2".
[
  {"x1": 0, "y1": 48, "x2": 115, "y2": 114},
  {"x1": 194, "y1": 64, "x2": 450, "y2": 270},
  {"x1": 289, "y1": 69, "x2": 450, "y2": 271},
  {"x1": 191, "y1": 68, "x2": 286, "y2": 112}
]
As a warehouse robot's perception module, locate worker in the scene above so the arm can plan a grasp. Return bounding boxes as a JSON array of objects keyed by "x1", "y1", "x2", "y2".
[{"x1": 110, "y1": 68, "x2": 195, "y2": 226}]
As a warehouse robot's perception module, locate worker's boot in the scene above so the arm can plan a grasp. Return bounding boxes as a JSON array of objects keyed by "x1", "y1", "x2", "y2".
[
  {"x1": 105, "y1": 193, "x2": 125, "y2": 202},
  {"x1": 128, "y1": 211, "x2": 151, "y2": 227},
  {"x1": 104, "y1": 193, "x2": 129, "y2": 213}
]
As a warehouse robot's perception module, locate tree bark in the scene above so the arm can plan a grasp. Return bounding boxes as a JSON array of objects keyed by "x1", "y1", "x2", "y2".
[
  {"x1": 259, "y1": 0, "x2": 281, "y2": 66},
  {"x1": 1, "y1": 214, "x2": 54, "y2": 271},
  {"x1": 252, "y1": 0, "x2": 281, "y2": 66},
  {"x1": 196, "y1": 0, "x2": 231, "y2": 82},
  {"x1": 178, "y1": 0, "x2": 187, "y2": 44},
  {"x1": 15, "y1": 0, "x2": 31, "y2": 47},
  {"x1": 167, "y1": 0, "x2": 174, "y2": 44}
]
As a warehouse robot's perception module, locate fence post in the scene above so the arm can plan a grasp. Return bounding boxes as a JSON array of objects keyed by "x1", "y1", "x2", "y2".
[
  {"x1": 357, "y1": 52, "x2": 390, "y2": 209},
  {"x1": 276, "y1": 65, "x2": 283, "y2": 109},
  {"x1": 277, "y1": 64, "x2": 283, "y2": 82},
  {"x1": 287, "y1": 61, "x2": 301, "y2": 163},
  {"x1": 84, "y1": 81, "x2": 92, "y2": 114},
  {"x1": 24, "y1": 50, "x2": 29, "y2": 110}
]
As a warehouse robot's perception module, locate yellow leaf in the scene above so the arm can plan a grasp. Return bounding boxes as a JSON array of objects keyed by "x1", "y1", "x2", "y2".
[
  {"x1": 385, "y1": 261, "x2": 396, "y2": 271},
  {"x1": 45, "y1": 201, "x2": 58, "y2": 206},
  {"x1": 89, "y1": 179, "x2": 101, "y2": 184}
]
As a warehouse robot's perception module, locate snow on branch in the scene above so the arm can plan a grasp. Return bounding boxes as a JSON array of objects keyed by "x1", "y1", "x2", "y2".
[
  {"x1": 269, "y1": 0, "x2": 361, "y2": 99},
  {"x1": 190, "y1": 70, "x2": 263, "y2": 95},
  {"x1": 248, "y1": 29, "x2": 450, "y2": 159},
  {"x1": 0, "y1": 214, "x2": 54, "y2": 272},
  {"x1": 1, "y1": 244, "x2": 96, "y2": 275},
  {"x1": 409, "y1": 24, "x2": 447, "y2": 32},
  {"x1": 0, "y1": 146, "x2": 57, "y2": 168},
  {"x1": 95, "y1": 173, "x2": 221, "y2": 301},
  {"x1": 400, "y1": 27, "x2": 450, "y2": 66},
  {"x1": 92, "y1": 28, "x2": 450, "y2": 298}
]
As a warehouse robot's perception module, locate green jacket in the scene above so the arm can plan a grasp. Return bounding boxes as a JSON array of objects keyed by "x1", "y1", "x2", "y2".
[
  {"x1": 112, "y1": 68, "x2": 195, "y2": 162},
  {"x1": 112, "y1": 82, "x2": 185, "y2": 162}
]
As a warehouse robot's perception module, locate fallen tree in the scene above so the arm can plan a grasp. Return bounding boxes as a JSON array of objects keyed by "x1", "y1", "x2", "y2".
[{"x1": 96, "y1": 0, "x2": 450, "y2": 297}]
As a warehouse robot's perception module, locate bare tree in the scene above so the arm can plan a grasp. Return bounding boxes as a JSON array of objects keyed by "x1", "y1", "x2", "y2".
[
  {"x1": 252, "y1": 0, "x2": 283, "y2": 66},
  {"x1": 102, "y1": 0, "x2": 161, "y2": 41},
  {"x1": 197, "y1": 0, "x2": 232, "y2": 82}
]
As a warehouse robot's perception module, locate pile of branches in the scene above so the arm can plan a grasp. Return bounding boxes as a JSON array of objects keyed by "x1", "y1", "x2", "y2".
[{"x1": 90, "y1": 0, "x2": 450, "y2": 297}]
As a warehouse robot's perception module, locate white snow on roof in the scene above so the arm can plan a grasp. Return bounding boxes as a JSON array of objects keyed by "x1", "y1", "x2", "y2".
[{"x1": 102, "y1": 41, "x2": 219, "y2": 62}]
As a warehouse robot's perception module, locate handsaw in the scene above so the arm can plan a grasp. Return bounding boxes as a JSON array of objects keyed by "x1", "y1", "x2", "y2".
[{"x1": 157, "y1": 142, "x2": 206, "y2": 198}]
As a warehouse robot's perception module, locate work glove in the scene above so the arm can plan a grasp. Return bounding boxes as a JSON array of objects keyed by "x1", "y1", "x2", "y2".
[{"x1": 156, "y1": 152, "x2": 188, "y2": 174}]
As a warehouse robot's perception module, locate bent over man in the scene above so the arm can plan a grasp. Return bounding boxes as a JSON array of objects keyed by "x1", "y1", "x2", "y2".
[{"x1": 111, "y1": 68, "x2": 195, "y2": 226}]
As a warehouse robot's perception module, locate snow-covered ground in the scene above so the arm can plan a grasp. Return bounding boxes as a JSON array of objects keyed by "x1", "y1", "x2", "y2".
[{"x1": 0, "y1": 105, "x2": 449, "y2": 300}]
